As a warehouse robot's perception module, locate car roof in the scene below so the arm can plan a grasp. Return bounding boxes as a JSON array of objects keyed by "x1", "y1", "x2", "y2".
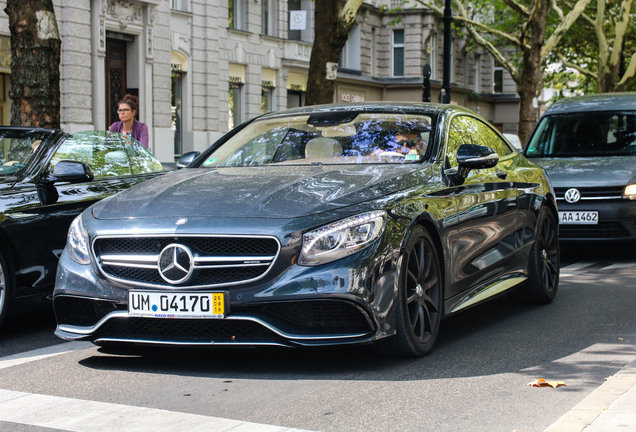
[{"x1": 544, "y1": 93, "x2": 636, "y2": 115}]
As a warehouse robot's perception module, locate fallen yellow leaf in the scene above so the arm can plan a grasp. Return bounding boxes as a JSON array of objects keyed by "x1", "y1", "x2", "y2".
[{"x1": 527, "y1": 378, "x2": 566, "y2": 389}]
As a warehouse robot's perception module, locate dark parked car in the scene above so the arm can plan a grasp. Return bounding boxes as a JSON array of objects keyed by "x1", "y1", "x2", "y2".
[
  {"x1": 53, "y1": 103, "x2": 559, "y2": 357},
  {"x1": 0, "y1": 127, "x2": 164, "y2": 326},
  {"x1": 524, "y1": 93, "x2": 636, "y2": 241}
]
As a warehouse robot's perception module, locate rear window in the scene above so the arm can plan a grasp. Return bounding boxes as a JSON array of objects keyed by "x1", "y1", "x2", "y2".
[{"x1": 525, "y1": 111, "x2": 636, "y2": 157}]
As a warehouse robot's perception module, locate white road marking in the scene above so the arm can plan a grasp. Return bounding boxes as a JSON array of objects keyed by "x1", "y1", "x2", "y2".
[
  {"x1": 0, "y1": 341, "x2": 94, "y2": 370},
  {"x1": 0, "y1": 389, "x2": 313, "y2": 432},
  {"x1": 560, "y1": 260, "x2": 636, "y2": 278}
]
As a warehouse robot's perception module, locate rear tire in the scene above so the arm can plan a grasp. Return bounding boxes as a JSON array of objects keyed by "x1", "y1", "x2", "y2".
[
  {"x1": 380, "y1": 226, "x2": 442, "y2": 357},
  {"x1": 525, "y1": 206, "x2": 560, "y2": 303}
]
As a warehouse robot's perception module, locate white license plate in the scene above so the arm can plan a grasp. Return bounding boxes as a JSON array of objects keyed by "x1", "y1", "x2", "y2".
[
  {"x1": 128, "y1": 291, "x2": 225, "y2": 319},
  {"x1": 559, "y1": 211, "x2": 599, "y2": 225}
]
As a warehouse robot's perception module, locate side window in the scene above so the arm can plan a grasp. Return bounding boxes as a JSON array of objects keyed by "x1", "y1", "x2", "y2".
[
  {"x1": 447, "y1": 115, "x2": 512, "y2": 163},
  {"x1": 474, "y1": 120, "x2": 513, "y2": 157},
  {"x1": 50, "y1": 132, "x2": 134, "y2": 179},
  {"x1": 447, "y1": 115, "x2": 474, "y2": 167}
]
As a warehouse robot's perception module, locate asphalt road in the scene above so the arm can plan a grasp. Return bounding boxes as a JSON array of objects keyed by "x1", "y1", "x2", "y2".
[{"x1": 0, "y1": 242, "x2": 634, "y2": 432}]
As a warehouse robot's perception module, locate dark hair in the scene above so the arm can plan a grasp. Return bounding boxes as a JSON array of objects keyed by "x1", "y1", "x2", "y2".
[{"x1": 118, "y1": 94, "x2": 139, "y2": 112}]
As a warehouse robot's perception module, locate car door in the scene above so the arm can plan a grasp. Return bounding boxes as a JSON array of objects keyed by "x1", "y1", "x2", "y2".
[
  {"x1": 11, "y1": 132, "x2": 163, "y2": 298},
  {"x1": 444, "y1": 115, "x2": 520, "y2": 299}
]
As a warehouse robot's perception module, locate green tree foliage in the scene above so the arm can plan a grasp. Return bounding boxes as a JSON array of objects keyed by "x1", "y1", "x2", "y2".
[
  {"x1": 422, "y1": 0, "x2": 590, "y2": 143},
  {"x1": 547, "y1": 0, "x2": 636, "y2": 95}
]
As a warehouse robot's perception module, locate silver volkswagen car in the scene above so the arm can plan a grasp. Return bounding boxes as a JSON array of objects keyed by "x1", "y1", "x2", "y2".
[{"x1": 524, "y1": 93, "x2": 636, "y2": 241}]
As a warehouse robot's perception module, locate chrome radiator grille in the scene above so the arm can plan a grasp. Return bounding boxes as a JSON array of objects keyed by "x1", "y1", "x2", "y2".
[{"x1": 93, "y1": 235, "x2": 280, "y2": 288}]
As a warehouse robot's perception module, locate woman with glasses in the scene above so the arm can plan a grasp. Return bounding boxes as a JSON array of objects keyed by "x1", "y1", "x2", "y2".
[{"x1": 108, "y1": 94, "x2": 149, "y2": 147}]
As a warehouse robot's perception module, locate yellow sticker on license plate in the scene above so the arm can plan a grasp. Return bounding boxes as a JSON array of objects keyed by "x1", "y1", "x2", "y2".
[{"x1": 128, "y1": 291, "x2": 225, "y2": 319}]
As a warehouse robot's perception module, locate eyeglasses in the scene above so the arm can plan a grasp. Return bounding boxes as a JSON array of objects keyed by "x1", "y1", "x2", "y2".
[
  {"x1": 402, "y1": 139, "x2": 417, "y2": 148},
  {"x1": 117, "y1": 109, "x2": 131, "y2": 113}
]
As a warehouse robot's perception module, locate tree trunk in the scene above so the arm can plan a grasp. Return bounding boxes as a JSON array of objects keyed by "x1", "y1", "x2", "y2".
[
  {"x1": 5, "y1": 0, "x2": 61, "y2": 128},
  {"x1": 517, "y1": 0, "x2": 550, "y2": 144},
  {"x1": 305, "y1": 0, "x2": 351, "y2": 106}
]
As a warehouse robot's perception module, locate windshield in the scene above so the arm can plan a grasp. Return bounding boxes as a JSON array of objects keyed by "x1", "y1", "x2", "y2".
[
  {"x1": 526, "y1": 111, "x2": 636, "y2": 157},
  {"x1": 0, "y1": 129, "x2": 52, "y2": 176},
  {"x1": 199, "y1": 112, "x2": 435, "y2": 167}
]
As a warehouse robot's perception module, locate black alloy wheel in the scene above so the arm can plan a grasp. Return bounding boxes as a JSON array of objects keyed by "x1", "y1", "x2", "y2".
[
  {"x1": 526, "y1": 206, "x2": 560, "y2": 303},
  {"x1": 382, "y1": 225, "x2": 442, "y2": 357}
]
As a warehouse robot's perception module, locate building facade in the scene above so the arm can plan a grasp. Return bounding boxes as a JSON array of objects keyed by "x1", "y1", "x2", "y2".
[{"x1": 0, "y1": 0, "x2": 519, "y2": 164}]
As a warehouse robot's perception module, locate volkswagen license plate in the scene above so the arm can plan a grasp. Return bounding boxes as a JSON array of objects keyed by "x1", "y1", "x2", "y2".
[
  {"x1": 559, "y1": 211, "x2": 598, "y2": 225},
  {"x1": 128, "y1": 291, "x2": 225, "y2": 319}
]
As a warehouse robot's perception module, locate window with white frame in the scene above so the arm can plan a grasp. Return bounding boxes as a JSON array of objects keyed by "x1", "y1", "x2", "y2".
[
  {"x1": 229, "y1": 0, "x2": 247, "y2": 31},
  {"x1": 392, "y1": 29, "x2": 405, "y2": 77},
  {"x1": 262, "y1": 0, "x2": 277, "y2": 36},
  {"x1": 339, "y1": 24, "x2": 361, "y2": 71}
]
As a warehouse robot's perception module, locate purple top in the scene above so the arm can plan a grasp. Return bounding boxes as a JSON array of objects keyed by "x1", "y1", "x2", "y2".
[{"x1": 109, "y1": 119, "x2": 149, "y2": 147}]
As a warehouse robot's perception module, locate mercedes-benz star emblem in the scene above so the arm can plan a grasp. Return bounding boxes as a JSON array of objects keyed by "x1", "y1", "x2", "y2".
[
  {"x1": 158, "y1": 244, "x2": 194, "y2": 284},
  {"x1": 564, "y1": 188, "x2": 581, "y2": 204}
]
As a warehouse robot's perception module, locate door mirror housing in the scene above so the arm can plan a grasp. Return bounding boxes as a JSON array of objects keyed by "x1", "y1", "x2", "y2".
[
  {"x1": 176, "y1": 151, "x2": 200, "y2": 168},
  {"x1": 456, "y1": 144, "x2": 499, "y2": 170},
  {"x1": 43, "y1": 160, "x2": 94, "y2": 184}
]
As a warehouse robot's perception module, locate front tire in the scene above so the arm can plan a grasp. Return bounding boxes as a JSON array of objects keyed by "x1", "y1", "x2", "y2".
[{"x1": 382, "y1": 226, "x2": 442, "y2": 357}]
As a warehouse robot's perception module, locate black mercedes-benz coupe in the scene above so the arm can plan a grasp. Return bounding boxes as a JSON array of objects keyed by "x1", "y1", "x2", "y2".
[
  {"x1": 53, "y1": 103, "x2": 559, "y2": 356},
  {"x1": 0, "y1": 128, "x2": 164, "y2": 327}
]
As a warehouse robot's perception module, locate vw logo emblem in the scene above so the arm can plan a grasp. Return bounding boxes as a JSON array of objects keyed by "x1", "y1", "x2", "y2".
[
  {"x1": 158, "y1": 244, "x2": 194, "y2": 284},
  {"x1": 564, "y1": 188, "x2": 581, "y2": 204}
]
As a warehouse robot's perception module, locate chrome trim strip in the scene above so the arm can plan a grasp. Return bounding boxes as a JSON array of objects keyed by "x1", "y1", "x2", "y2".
[
  {"x1": 100, "y1": 254, "x2": 159, "y2": 263},
  {"x1": 556, "y1": 196, "x2": 619, "y2": 201},
  {"x1": 195, "y1": 256, "x2": 275, "y2": 263},
  {"x1": 101, "y1": 261, "x2": 158, "y2": 269},
  {"x1": 94, "y1": 338, "x2": 289, "y2": 348},
  {"x1": 195, "y1": 263, "x2": 270, "y2": 269},
  {"x1": 59, "y1": 311, "x2": 371, "y2": 341},
  {"x1": 450, "y1": 276, "x2": 527, "y2": 314}
]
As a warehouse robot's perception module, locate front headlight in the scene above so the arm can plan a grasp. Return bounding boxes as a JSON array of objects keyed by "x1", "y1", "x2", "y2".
[
  {"x1": 624, "y1": 184, "x2": 636, "y2": 200},
  {"x1": 67, "y1": 215, "x2": 91, "y2": 265},
  {"x1": 299, "y1": 211, "x2": 387, "y2": 266}
]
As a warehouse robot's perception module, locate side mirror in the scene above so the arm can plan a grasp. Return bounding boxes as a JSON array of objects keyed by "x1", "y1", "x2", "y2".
[
  {"x1": 457, "y1": 144, "x2": 499, "y2": 170},
  {"x1": 176, "y1": 151, "x2": 200, "y2": 168},
  {"x1": 445, "y1": 144, "x2": 499, "y2": 186},
  {"x1": 49, "y1": 160, "x2": 94, "y2": 183}
]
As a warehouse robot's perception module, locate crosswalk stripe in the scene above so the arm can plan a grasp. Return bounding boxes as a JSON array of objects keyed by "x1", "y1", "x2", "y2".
[
  {"x1": 0, "y1": 342, "x2": 94, "y2": 370},
  {"x1": 0, "y1": 389, "x2": 313, "y2": 432}
]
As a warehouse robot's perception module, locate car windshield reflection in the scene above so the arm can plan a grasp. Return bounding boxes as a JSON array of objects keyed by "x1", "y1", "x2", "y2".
[{"x1": 200, "y1": 113, "x2": 435, "y2": 167}]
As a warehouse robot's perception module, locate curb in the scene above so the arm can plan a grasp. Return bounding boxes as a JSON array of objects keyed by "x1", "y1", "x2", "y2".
[{"x1": 544, "y1": 357, "x2": 636, "y2": 432}]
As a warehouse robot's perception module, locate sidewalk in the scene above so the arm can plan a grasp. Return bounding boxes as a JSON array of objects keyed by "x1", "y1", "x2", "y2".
[{"x1": 544, "y1": 357, "x2": 636, "y2": 431}]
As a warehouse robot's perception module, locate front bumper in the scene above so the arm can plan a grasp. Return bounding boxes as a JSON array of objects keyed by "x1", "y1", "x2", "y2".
[{"x1": 53, "y1": 230, "x2": 400, "y2": 348}]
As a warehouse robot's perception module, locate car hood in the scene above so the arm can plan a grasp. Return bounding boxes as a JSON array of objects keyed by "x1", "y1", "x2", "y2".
[
  {"x1": 528, "y1": 156, "x2": 636, "y2": 187},
  {"x1": 92, "y1": 164, "x2": 432, "y2": 219}
]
